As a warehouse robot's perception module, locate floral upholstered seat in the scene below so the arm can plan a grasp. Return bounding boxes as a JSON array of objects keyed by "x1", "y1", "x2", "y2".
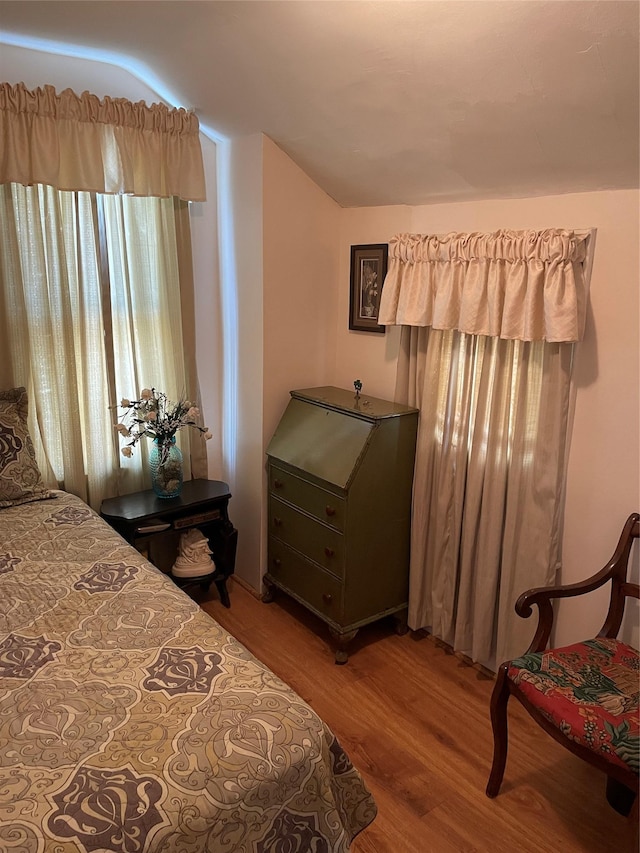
[
  {"x1": 486, "y1": 513, "x2": 640, "y2": 816},
  {"x1": 507, "y1": 637, "x2": 639, "y2": 774}
]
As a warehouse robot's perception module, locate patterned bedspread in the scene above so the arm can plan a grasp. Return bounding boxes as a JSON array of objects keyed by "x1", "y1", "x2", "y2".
[{"x1": 0, "y1": 491, "x2": 376, "y2": 852}]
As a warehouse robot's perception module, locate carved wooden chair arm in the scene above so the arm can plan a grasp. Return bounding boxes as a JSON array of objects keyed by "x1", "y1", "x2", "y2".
[{"x1": 514, "y1": 513, "x2": 639, "y2": 654}]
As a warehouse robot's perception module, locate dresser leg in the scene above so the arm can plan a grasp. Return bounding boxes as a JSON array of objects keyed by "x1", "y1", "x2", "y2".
[
  {"x1": 394, "y1": 609, "x2": 409, "y2": 635},
  {"x1": 262, "y1": 575, "x2": 277, "y2": 603},
  {"x1": 330, "y1": 628, "x2": 358, "y2": 665}
]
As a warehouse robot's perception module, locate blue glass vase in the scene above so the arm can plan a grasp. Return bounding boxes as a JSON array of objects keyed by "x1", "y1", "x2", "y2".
[{"x1": 148, "y1": 437, "x2": 183, "y2": 498}]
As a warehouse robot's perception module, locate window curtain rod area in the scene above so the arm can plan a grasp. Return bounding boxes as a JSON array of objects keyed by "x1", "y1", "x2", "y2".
[
  {"x1": 0, "y1": 82, "x2": 206, "y2": 201},
  {"x1": 0, "y1": 80, "x2": 209, "y2": 508},
  {"x1": 383, "y1": 226, "x2": 596, "y2": 670},
  {"x1": 379, "y1": 229, "x2": 591, "y2": 343}
]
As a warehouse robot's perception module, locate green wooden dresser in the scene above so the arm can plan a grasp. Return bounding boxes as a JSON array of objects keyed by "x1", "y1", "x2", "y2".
[{"x1": 264, "y1": 386, "x2": 418, "y2": 663}]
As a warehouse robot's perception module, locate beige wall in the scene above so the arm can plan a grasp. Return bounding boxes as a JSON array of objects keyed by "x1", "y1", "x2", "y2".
[
  {"x1": 226, "y1": 134, "x2": 265, "y2": 589},
  {"x1": 189, "y1": 135, "x2": 224, "y2": 482},
  {"x1": 333, "y1": 206, "x2": 411, "y2": 399},
  {"x1": 337, "y1": 190, "x2": 640, "y2": 647},
  {"x1": 0, "y1": 42, "x2": 151, "y2": 102},
  {"x1": 262, "y1": 137, "x2": 341, "y2": 451},
  {"x1": 255, "y1": 137, "x2": 341, "y2": 587}
]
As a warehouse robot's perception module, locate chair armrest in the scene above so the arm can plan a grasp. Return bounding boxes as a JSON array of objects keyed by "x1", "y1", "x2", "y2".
[
  {"x1": 515, "y1": 572, "x2": 614, "y2": 654},
  {"x1": 515, "y1": 513, "x2": 639, "y2": 654}
]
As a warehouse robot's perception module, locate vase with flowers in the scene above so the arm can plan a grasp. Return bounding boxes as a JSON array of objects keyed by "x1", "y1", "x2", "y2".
[{"x1": 115, "y1": 388, "x2": 211, "y2": 498}]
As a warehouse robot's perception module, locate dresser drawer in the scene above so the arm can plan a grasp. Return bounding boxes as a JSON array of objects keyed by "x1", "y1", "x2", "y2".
[
  {"x1": 269, "y1": 465, "x2": 345, "y2": 531},
  {"x1": 269, "y1": 496, "x2": 345, "y2": 578},
  {"x1": 267, "y1": 537, "x2": 343, "y2": 622}
]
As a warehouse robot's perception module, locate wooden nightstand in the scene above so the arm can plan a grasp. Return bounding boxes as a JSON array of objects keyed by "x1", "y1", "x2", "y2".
[{"x1": 100, "y1": 479, "x2": 238, "y2": 607}]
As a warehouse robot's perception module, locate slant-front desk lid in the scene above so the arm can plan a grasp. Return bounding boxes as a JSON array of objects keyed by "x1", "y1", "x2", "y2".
[
  {"x1": 291, "y1": 386, "x2": 417, "y2": 419},
  {"x1": 266, "y1": 386, "x2": 417, "y2": 490}
]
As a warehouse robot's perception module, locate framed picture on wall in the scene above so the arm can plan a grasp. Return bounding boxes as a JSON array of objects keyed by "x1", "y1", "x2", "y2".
[{"x1": 349, "y1": 243, "x2": 388, "y2": 333}]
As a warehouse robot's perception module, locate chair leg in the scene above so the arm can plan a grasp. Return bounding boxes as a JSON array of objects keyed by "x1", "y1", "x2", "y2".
[
  {"x1": 486, "y1": 663, "x2": 511, "y2": 798},
  {"x1": 606, "y1": 775, "x2": 637, "y2": 817},
  {"x1": 630, "y1": 792, "x2": 639, "y2": 853}
]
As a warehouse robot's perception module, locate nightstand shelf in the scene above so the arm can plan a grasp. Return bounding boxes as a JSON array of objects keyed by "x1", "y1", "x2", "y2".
[{"x1": 100, "y1": 478, "x2": 237, "y2": 606}]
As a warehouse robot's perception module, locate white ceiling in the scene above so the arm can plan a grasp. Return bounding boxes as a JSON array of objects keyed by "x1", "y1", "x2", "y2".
[{"x1": 1, "y1": 0, "x2": 638, "y2": 207}]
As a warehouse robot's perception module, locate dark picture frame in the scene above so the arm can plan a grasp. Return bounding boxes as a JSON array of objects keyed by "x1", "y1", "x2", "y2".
[{"x1": 349, "y1": 243, "x2": 388, "y2": 333}]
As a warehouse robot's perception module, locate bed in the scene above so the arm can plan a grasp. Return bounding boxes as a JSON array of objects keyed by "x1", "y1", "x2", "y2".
[{"x1": 0, "y1": 484, "x2": 376, "y2": 851}]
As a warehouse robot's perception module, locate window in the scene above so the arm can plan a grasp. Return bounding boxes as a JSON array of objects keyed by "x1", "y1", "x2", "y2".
[{"x1": 0, "y1": 183, "x2": 192, "y2": 508}]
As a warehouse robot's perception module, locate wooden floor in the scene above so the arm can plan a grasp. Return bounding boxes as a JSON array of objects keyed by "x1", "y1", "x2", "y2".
[{"x1": 197, "y1": 580, "x2": 636, "y2": 853}]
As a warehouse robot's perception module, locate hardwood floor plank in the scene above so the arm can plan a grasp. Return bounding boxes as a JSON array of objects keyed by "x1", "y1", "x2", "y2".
[{"x1": 198, "y1": 581, "x2": 636, "y2": 852}]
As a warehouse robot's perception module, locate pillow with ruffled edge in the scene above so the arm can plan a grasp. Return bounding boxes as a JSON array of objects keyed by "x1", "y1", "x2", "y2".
[{"x1": 0, "y1": 387, "x2": 52, "y2": 508}]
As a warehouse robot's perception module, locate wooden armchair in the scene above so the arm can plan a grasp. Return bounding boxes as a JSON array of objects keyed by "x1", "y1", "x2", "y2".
[{"x1": 486, "y1": 513, "x2": 639, "y2": 813}]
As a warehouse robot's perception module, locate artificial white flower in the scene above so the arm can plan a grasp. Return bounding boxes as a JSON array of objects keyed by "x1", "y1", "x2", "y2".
[
  {"x1": 120, "y1": 398, "x2": 130, "y2": 408},
  {"x1": 114, "y1": 387, "x2": 211, "y2": 461},
  {"x1": 204, "y1": 431, "x2": 212, "y2": 440}
]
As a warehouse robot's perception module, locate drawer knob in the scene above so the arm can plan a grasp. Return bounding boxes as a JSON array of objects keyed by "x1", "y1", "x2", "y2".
[
  {"x1": 273, "y1": 516, "x2": 283, "y2": 527},
  {"x1": 273, "y1": 558, "x2": 281, "y2": 568},
  {"x1": 324, "y1": 547, "x2": 335, "y2": 558},
  {"x1": 325, "y1": 505, "x2": 336, "y2": 517},
  {"x1": 274, "y1": 478, "x2": 283, "y2": 488},
  {"x1": 322, "y1": 592, "x2": 333, "y2": 604}
]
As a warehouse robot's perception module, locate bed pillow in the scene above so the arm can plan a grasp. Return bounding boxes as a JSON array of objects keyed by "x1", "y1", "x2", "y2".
[{"x1": 0, "y1": 387, "x2": 52, "y2": 508}]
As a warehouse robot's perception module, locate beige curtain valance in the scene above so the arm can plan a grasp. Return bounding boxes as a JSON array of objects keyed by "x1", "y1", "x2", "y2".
[
  {"x1": 0, "y1": 82, "x2": 206, "y2": 201},
  {"x1": 379, "y1": 229, "x2": 591, "y2": 342}
]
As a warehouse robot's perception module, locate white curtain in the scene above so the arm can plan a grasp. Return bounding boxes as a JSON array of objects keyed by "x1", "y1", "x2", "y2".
[
  {"x1": 380, "y1": 229, "x2": 593, "y2": 669},
  {"x1": 0, "y1": 184, "x2": 203, "y2": 508},
  {"x1": 0, "y1": 82, "x2": 209, "y2": 509}
]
